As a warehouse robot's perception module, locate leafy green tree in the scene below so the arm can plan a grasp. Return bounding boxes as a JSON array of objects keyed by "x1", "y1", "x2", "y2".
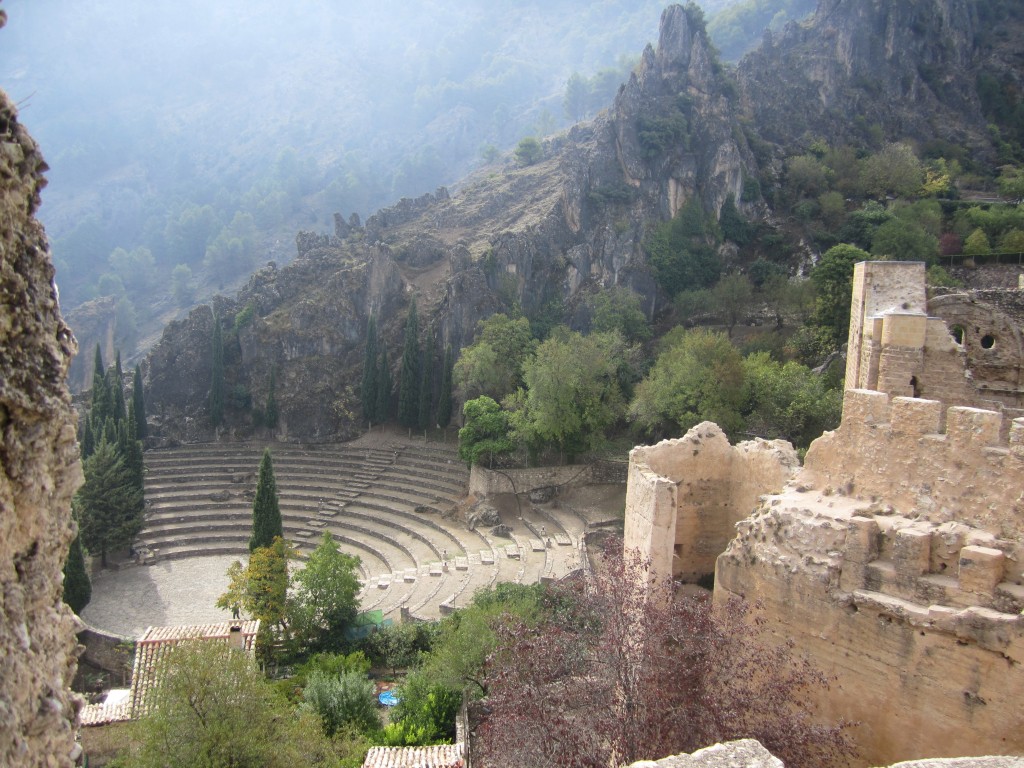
[
  {"x1": 587, "y1": 286, "x2": 651, "y2": 342},
  {"x1": 964, "y1": 227, "x2": 992, "y2": 256},
  {"x1": 437, "y1": 344, "x2": 454, "y2": 428},
  {"x1": 718, "y1": 193, "x2": 751, "y2": 245},
  {"x1": 785, "y1": 154, "x2": 830, "y2": 200},
  {"x1": 301, "y1": 670, "x2": 380, "y2": 737},
  {"x1": 398, "y1": 301, "x2": 421, "y2": 429},
  {"x1": 381, "y1": 672, "x2": 461, "y2": 746},
  {"x1": 62, "y1": 529, "x2": 91, "y2": 614},
  {"x1": 512, "y1": 329, "x2": 629, "y2": 461},
  {"x1": 131, "y1": 364, "x2": 147, "y2": 439},
  {"x1": 997, "y1": 165, "x2": 1024, "y2": 203},
  {"x1": 629, "y1": 328, "x2": 746, "y2": 439},
  {"x1": 361, "y1": 315, "x2": 379, "y2": 423},
  {"x1": 646, "y1": 198, "x2": 721, "y2": 296},
  {"x1": 265, "y1": 368, "x2": 279, "y2": 429},
  {"x1": 742, "y1": 353, "x2": 841, "y2": 449},
  {"x1": 124, "y1": 640, "x2": 335, "y2": 768},
  {"x1": 870, "y1": 218, "x2": 938, "y2": 263},
  {"x1": 999, "y1": 228, "x2": 1024, "y2": 253},
  {"x1": 210, "y1": 314, "x2": 224, "y2": 427},
  {"x1": 170, "y1": 263, "x2": 194, "y2": 306},
  {"x1": 109, "y1": 246, "x2": 157, "y2": 292},
  {"x1": 709, "y1": 273, "x2": 754, "y2": 337},
  {"x1": 563, "y1": 72, "x2": 589, "y2": 123},
  {"x1": 290, "y1": 532, "x2": 362, "y2": 653},
  {"x1": 363, "y1": 623, "x2": 423, "y2": 677},
  {"x1": 250, "y1": 448, "x2": 283, "y2": 551},
  {"x1": 218, "y1": 537, "x2": 292, "y2": 634},
  {"x1": 859, "y1": 142, "x2": 923, "y2": 199},
  {"x1": 811, "y1": 244, "x2": 871, "y2": 348},
  {"x1": 514, "y1": 137, "x2": 543, "y2": 166},
  {"x1": 75, "y1": 439, "x2": 144, "y2": 567},
  {"x1": 454, "y1": 314, "x2": 537, "y2": 401},
  {"x1": 458, "y1": 396, "x2": 515, "y2": 468}
]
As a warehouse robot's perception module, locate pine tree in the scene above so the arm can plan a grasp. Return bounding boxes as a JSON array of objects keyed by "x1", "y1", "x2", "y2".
[
  {"x1": 418, "y1": 328, "x2": 435, "y2": 431},
  {"x1": 375, "y1": 344, "x2": 392, "y2": 423},
  {"x1": 249, "y1": 448, "x2": 283, "y2": 552},
  {"x1": 361, "y1": 314, "x2": 379, "y2": 423},
  {"x1": 437, "y1": 344, "x2": 454, "y2": 428},
  {"x1": 62, "y1": 528, "x2": 92, "y2": 614},
  {"x1": 76, "y1": 439, "x2": 144, "y2": 567},
  {"x1": 132, "y1": 364, "x2": 147, "y2": 439},
  {"x1": 210, "y1": 314, "x2": 225, "y2": 427},
  {"x1": 265, "y1": 368, "x2": 279, "y2": 429},
  {"x1": 398, "y1": 301, "x2": 420, "y2": 428}
]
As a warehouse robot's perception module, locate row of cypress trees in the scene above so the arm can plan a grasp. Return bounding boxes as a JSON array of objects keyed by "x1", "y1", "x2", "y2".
[
  {"x1": 64, "y1": 345, "x2": 148, "y2": 613},
  {"x1": 362, "y1": 301, "x2": 453, "y2": 430}
]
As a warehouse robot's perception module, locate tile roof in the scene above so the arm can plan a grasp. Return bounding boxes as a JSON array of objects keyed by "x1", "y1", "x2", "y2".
[
  {"x1": 362, "y1": 743, "x2": 465, "y2": 768},
  {"x1": 79, "y1": 701, "x2": 133, "y2": 727}
]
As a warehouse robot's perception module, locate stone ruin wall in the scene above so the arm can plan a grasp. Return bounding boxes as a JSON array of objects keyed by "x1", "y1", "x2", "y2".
[
  {"x1": 624, "y1": 260, "x2": 1024, "y2": 764},
  {"x1": 623, "y1": 424, "x2": 798, "y2": 582},
  {"x1": 0, "y1": 77, "x2": 84, "y2": 767}
]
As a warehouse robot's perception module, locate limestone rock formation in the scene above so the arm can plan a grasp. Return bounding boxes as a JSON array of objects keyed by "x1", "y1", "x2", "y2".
[
  {"x1": 0, "y1": 81, "x2": 83, "y2": 765},
  {"x1": 142, "y1": 6, "x2": 752, "y2": 443},
  {"x1": 737, "y1": 0, "x2": 1015, "y2": 154}
]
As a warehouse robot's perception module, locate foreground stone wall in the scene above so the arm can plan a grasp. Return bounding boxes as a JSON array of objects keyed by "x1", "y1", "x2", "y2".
[
  {"x1": 0, "y1": 79, "x2": 84, "y2": 766},
  {"x1": 623, "y1": 424, "x2": 798, "y2": 581}
]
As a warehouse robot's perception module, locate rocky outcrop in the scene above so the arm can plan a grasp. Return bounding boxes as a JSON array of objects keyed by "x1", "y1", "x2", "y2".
[
  {"x1": 0, "y1": 79, "x2": 83, "y2": 766},
  {"x1": 737, "y1": 0, "x2": 1016, "y2": 154},
  {"x1": 143, "y1": 5, "x2": 750, "y2": 443}
]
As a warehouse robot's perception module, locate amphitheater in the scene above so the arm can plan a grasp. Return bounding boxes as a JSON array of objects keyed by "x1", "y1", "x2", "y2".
[{"x1": 81, "y1": 429, "x2": 616, "y2": 639}]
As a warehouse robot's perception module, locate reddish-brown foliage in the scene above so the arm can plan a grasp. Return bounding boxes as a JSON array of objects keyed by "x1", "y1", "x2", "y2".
[{"x1": 475, "y1": 543, "x2": 853, "y2": 768}]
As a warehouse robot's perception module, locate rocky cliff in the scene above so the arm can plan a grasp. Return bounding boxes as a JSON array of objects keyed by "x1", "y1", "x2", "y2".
[
  {"x1": 0, "y1": 47, "x2": 84, "y2": 768},
  {"x1": 142, "y1": 0, "x2": 1019, "y2": 443},
  {"x1": 144, "y1": 4, "x2": 752, "y2": 443},
  {"x1": 737, "y1": 0, "x2": 1022, "y2": 155}
]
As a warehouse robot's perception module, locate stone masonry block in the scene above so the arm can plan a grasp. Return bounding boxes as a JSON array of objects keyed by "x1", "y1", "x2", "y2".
[
  {"x1": 893, "y1": 528, "x2": 931, "y2": 580},
  {"x1": 890, "y1": 397, "x2": 942, "y2": 435},
  {"x1": 1010, "y1": 418, "x2": 1024, "y2": 459},
  {"x1": 880, "y1": 312, "x2": 927, "y2": 348},
  {"x1": 958, "y1": 545, "x2": 1004, "y2": 597},
  {"x1": 840, "y1": 516, "x2": 880, "y2": 592},
  {"x1": 843, "y1": 389, "x2": 889, "y2": 426},
  {"x1": 946, "y1": 406, "x2": 1002, "y2": 448}
]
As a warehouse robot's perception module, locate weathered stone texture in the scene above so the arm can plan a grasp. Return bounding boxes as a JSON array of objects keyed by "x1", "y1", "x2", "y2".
[
  {"x1": 623, "y1": 423, "x2": 798, "y2": 581},
  {"x1": 0, "y1": 87, "x2": 83, "y2": 766}
]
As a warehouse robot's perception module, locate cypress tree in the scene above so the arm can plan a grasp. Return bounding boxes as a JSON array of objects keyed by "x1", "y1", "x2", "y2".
[
  {"x1": 437, "y1": 344, "x2": 454, "y2": 428},
  {"x1": 398, "y1": 301, "x2": 420, "y2": 428},
  {"x1": 81, "y1": 418, "x2": 95, "y2": 461},
  {"x1": 418, "y1": 328, "x2": 434, "y2": 431},
  {"x1": 90, "y1": 344, "x2": 112, "y2": 430},
  {"x1": 210, "y1": 314, "x2": 224, "y2": 427},
  {"x1": 132, "y1": 364, "x2": 147, "y2": 439},
  {"x1": 122, "y1": 401, "x2": 145, "y2": 492},
  {"x1": 110, "y1": 349, "x2": 127, "y2": 422},
  {"x1": 375, "y1": 344, "x2": 392, "y2": 423},
  {"x1": 249, "y1": 448, "x2": 283, "y2": 552},
  {"x1": 265, "y1": 368, "x2": 279, "y2": 429},
  {"x1": 62, "y1": 529, "x2": 92, "y2": 614},
  {"x1": 361, "y1": 315, "x2": 379, "y2": 423}
]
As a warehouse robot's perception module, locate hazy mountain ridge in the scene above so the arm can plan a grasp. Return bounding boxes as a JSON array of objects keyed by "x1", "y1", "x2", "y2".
[{"x1": 140, "y1": 0, "x2": 1020, "y2": 442}]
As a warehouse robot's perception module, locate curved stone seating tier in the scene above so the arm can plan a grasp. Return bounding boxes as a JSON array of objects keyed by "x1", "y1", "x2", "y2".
[{"x1": 136, "y1": 440, "x2": 581, "y2": 620}]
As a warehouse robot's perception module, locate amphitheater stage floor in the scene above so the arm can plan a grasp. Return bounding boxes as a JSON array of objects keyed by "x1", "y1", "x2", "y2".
[{"x1": 81, "y1": 555, "x2": 240, "y2": 639}]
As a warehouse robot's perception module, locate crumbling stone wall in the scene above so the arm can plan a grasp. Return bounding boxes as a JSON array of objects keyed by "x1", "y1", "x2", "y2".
[
  {"x1": 0, "y1": 74, "x2": 84, "y2": 766},
  {"x1": 623, "y1": 424, "x2": 798, "y2": 582}
]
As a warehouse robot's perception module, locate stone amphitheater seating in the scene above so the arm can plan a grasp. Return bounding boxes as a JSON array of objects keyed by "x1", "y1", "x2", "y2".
[{"x1": 138, "y1": 439, "x2": 588, "y2": 620}]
